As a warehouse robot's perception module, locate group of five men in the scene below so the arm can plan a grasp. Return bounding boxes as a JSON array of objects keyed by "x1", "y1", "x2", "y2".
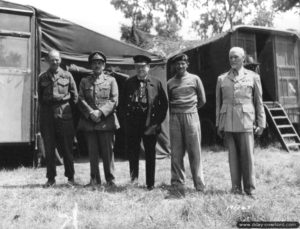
[{"x1": 38, "y1": 46, "x2": 265, "y2": 197}]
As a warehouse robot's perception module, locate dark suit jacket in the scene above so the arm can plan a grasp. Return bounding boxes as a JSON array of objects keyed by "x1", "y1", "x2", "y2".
[{"x1": 120, "y1": 75, "x2": 168, "y2": 135}]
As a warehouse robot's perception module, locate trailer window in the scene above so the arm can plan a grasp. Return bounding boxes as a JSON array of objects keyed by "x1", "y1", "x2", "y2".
[
  {"x1": 0, "y1": 36, "x2": 30, "y2": 69},
  {"x1": 0, "y1": 13, "x2": 30, "y2": 32}
]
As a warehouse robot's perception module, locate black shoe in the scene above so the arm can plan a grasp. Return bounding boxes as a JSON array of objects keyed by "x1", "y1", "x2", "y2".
[
  {"x1": 67, "y1": 178, "x2": 77, "y2": 187},
  {"x1": 130, "y1": 178, "x2": 138, "y2": 186},
  {"x1": 84, "y1": 178, "x2": 101, "y2": 188},
  {"x1": 107, "y1": 181, "x2": 116, "y2": 187},
  {"x1": 245, "y1": 192, "x2": 256, "y2": 199},
  {"x1": 231, "y1": 188, "x2": 243, "y2": 195},
  {"x1": 147, "y1": 185, "x2": 154, "y2": 191},
  {"x1": 43, "y1": 179, "x2": 56, "y2": 188}
]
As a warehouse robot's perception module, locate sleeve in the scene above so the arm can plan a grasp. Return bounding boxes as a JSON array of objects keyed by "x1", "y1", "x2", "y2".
[
  {"x1": 98, "y1": 77, "x2": 119, "y2": 117},
  {"x1": 157, "y1": 80, "x2": 168, "y2": 124},
  {"x1": 253, "y1": 74, "x2": 266, "y2": 128},
  {"x1": 215, "y1": 76, "x2": 222, "y2": 128},
  {"x1": 37, "y1": 75, "x2": 43, "y2": 105},
  {"x1": 68, "y1": 72, "x2": 78, "y2": 104},
  {"x1": 78, "y1": 79, "x2": 94, "y2": 119},
  {"x1": 196, "y1": 76, "x2": 206, "y2": 108}
]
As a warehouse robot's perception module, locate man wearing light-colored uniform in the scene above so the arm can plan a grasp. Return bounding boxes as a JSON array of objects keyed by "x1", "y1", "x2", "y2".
[{"x1": 216, "y1": 47, "x2": 266, "y2": 197}]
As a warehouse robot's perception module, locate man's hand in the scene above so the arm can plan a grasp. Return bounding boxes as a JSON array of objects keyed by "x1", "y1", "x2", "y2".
[
  {"x1": 254, "y1": 126, "x2": 264, "y2": 135},
  {"x1": 217, "y1": 129, "x2": 224, "y2": 138},
  {"x1": 90, "y1": 110, "x2": 102, "y2": 123}
]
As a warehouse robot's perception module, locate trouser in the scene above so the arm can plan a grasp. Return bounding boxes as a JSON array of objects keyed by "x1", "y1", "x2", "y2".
[
  {"x1": 84, "y1": 131, "x2": 115, "y2": 184},
  {"x1": 170, "y1": 112, "x2": 205, "y2": 190},
  {"x1": 224, "y1": 132, "x2": 255, "y2": 194},
  {"x1": 127, "y1": 116, "x2": 157, "y2": 187},
  {"x1": 40, "y1": 117, "x2": 75, "y2": 180}
]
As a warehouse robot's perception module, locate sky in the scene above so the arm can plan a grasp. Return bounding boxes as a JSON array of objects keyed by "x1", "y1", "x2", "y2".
[{"x1": 6, "y1": 0, "x2": 300, "y2": 40}]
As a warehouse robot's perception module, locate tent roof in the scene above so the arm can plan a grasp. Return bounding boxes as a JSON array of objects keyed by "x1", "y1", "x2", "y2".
[
  {"x1": 168, "y1": 25, "x2": 300, "y2": 59},
  {"x1": 0, "y1": 1, "x2": 165, "y2": 65}
]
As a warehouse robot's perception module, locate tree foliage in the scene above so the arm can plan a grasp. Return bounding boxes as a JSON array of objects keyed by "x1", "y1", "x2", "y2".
[
  {"x1": 192, "y1": 0, "x2": 257, "y2": 39},
  {"x1": 273, "y1": 0, "x2": 300, "y2": 12},
  {"x1": 110, "y1": 0, "x2": 188, "y2": 45}
]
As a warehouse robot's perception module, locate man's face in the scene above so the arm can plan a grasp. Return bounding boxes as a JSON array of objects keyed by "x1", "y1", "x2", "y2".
[
  {"x1": 135, "y1": 63, "x2": 150, "y2": 78},
  {"x1": 229, "y1": 50, "x2": 244, "y2": 70},
  {"x1": 175, "y1": 60, "x2": 188, "y2": 75},
  {"x1": 91, "y1": 60, "x2": 105, "y2": 74},
  {"x1": 47, "y1": 52, "x2": 61, "y2": 72}
]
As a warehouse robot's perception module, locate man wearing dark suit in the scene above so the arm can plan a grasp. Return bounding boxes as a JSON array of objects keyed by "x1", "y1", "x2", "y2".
[{"x1": 120, "y1": 55, "x2": 168, "y2": 190}]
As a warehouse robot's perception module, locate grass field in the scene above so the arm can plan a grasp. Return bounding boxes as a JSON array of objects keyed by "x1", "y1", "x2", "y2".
[{"x1": 0, "y1": 146, "x2": 300, "y2": 229}]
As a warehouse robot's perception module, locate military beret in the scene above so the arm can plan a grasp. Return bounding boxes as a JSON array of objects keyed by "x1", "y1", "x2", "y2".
[
  {"x1": 244, "y1": 55, "x2": 260, "y2": 66},
  {"x1": 171, "y1": 53, "x2": 189, "y2": 63},
  {"x1": 133, "y1": 55, "x2": 151, "y2": 65},
  {"x1": 88, "y1": 51, "x2": 106, "y2": 63}
]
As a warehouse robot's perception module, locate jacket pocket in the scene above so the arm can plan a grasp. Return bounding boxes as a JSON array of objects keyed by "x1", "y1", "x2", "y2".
[
  {"x1": 242, "y1": 104, "x2": 255, "y2": 128},
  {"x1": 57, "y1": 79, "x2": 69, "y2": 94}
]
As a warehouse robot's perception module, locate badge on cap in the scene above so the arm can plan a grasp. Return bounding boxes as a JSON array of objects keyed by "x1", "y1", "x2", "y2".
[
  {"x1": 133, "y1": 55, "x2": 151, "y2": 65},
  {"x1": 89, "y1": 51, "x2": 106, "y2": 63}
]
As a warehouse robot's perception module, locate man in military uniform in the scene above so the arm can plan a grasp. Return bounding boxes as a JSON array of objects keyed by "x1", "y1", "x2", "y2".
[
  {"x1": 38, "y1": 49, "x2": 78, "y2": 187},
  {"x1": 77, "y1": 51, "x2": 119, "y2": 187},
  {"x1": 120, "y1": 55, "x2": 168, "y2": 190},
  {"x1": 167, "y1": 53, "x2": 206, "y2": 195},
  {"x1": 216, "y1": 47, "x2": 266, "y2": 197}
]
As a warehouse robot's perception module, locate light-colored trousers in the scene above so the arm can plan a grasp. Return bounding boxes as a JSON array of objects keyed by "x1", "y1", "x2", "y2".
[
  {"x1": 224, "y1": 132, "x2": 255, "y2": 193},
  {"x1": 170, "y1": 112, "x2": 205, "y2": 190}
]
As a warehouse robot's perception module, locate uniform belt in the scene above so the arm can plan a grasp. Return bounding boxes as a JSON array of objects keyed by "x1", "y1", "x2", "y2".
[
  {"x1": 222, "y1": 100, "x2": 252, "y2": 105},
  {"x1": 44, "y1": 100, "x2": 69, "y2": 106}
]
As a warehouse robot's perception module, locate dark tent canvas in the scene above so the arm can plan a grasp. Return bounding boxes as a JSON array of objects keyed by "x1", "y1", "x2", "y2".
[{"x1": 0, "y1": 1, "x2": 170, "y2": 158}]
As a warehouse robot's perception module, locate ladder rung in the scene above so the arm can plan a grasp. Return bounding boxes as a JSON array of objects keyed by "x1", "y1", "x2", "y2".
[
  {"x1": 287, "y1": 143, "x2": 300, "y2": 148},
  {"x1": 269, "y1": 108, "x2": 283, "y2": 111},
  {"x1": 273, "y1": 116, "x2": 287, "y2": 119},
  {"x1": 282, "y1": 134, "x2": 298, "y2": 138},
  {"x1": 278, "y1": 125, "x2": 293, "y2": 128}
]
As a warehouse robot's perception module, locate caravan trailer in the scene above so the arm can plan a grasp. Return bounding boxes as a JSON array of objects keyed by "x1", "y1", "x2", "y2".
[{"x1": 168, "y1": 25, "x2": 300, "y2": 146}]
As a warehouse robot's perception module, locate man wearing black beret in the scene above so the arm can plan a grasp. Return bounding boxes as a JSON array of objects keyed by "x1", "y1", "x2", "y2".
[
  {"x1": 168, "y1": 53, "x2": 206, "y2": 195},
  {"x1": 120, "y1": 54, "x2": 168, "y2": 190}
]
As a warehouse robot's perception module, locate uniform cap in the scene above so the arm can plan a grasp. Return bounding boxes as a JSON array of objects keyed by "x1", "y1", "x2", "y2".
[
  {"x1": 133, "y1": 55, "x2": 151, "y2": 65},
  {"x1": 88, "y1": 51, "x2": 106, "y2": 63},
  {"x1": 171, "y1": 53, "x2": 189, "y2": 63}
]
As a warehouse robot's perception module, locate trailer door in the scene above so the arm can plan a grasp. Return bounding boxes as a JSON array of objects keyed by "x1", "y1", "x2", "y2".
[
  {"x1": 274, "y1": 36, "x2": 300, "y2": 123},
  {"x1": 0, "y1": 9, "x2": 34, "y2": 143}
]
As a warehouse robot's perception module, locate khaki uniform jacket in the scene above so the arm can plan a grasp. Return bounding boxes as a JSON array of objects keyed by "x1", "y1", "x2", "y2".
[
  {"x1": 38, "y1": 67, "x2": 78, "y2": 120},
  {"x1": 77, "y1": 73, "x2": 119, "y2": 131},
  {"x1": 216, "y1": 68, "x2": 266, "y2": 132}
]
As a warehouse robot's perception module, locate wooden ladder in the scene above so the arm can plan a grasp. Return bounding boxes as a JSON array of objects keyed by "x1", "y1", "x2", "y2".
[{"x1": 263, "y1": 101, "x2": 300, "y2": 152}]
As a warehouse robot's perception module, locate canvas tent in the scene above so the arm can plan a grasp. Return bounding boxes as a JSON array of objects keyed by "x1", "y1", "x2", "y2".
[{"x1": 0, "y1": 1, "x2": 170, "y2": 158}]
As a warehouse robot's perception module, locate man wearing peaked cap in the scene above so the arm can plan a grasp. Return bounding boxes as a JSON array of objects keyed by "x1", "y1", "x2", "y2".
[
  {"x1": 78, "y1": 50, "x2": 119, "y2": 188},
  {"x1": 133, "y1": 54, "x2": 151, "y2": 64},
  {"x1": 88, "y1": 51, "x2": 107, "y2": 63},
  {"x1": 119, "y1": 54, "x2": 168, "y2": 190}
]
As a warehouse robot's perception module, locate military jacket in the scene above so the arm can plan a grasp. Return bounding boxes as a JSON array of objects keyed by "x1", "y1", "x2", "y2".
[
  {"x1": 38, "y1": 67, "x2": 78, "y2": 120},
  {"x1": 216, "y1": 67, "x2": 266, "y2": 132},
  {"x1": 77, "y1": 73, "x2": 119, "y2": 131}
]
